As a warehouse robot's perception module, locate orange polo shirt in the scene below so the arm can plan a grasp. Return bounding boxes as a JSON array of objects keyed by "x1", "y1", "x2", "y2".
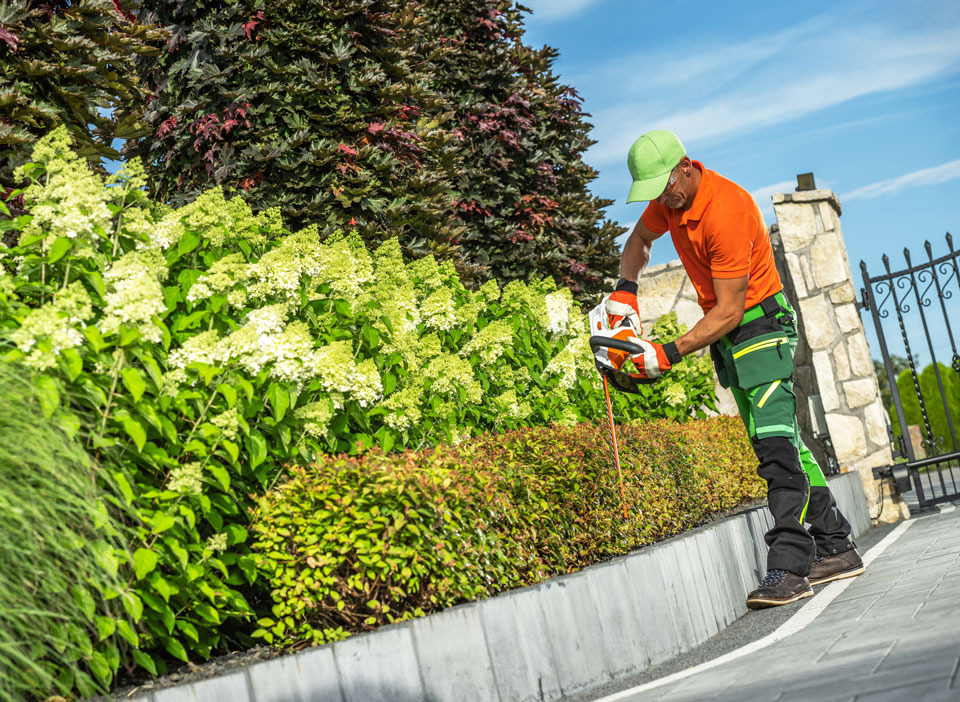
[{"x1": 640, "y1": 162, "x2": 781, "y2": 312}]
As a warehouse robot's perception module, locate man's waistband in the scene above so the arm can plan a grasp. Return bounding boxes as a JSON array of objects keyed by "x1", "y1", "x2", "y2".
[{"x1": 739, "y1": 290, "x2": 788, "y2": 326}]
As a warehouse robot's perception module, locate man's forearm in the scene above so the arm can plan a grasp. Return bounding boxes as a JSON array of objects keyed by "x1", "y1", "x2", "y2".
[
  {"x1": 620, "y1": 225, "x2": 653, "y2": 282},
  {"x1": 673, "y1": 305, "x2": 743, "y2": 356}
]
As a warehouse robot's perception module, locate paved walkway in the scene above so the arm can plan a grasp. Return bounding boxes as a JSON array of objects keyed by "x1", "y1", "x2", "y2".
[{"x1": 596, "y1": 505, "x2": 960, "y2": 702}]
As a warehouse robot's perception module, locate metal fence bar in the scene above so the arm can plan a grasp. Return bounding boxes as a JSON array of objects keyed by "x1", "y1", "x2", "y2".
[{"x1": 860, "y1": 233, "x2": 960, "y2": 508}]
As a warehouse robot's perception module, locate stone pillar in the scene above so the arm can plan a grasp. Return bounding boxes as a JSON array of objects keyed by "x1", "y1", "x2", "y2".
[{"x1": 771, "y1": 184, "x2": 909, "y2": 523}]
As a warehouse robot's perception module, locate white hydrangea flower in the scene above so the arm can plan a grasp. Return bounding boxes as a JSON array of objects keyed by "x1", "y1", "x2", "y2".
[
  {"x1": 495, "y1": 390, "x2": 531, "y2": 420},
  {"x1": 420, "y1": 288, "x2": 457, "y2": 331},
  {"x1": 545, "y1": 291, "x2": 570, "y2": 334},
  {"x1": 98, "y1": 249, "x2": 168, "y2": 343},
  {"x1": 8, "y1": 282, "x2": 93, "y2": 370},
  {"x1": 544, "y1": 336, "x2": 591, "y2": 390},
  {"x1": 211, "y1": 407, "x2": 240, "y2": 440},
  {"x1": 294, "y1": 400, "x2": 334, "y2": 438},
  {"x1": 663, "y1": 382, "x2": 688, "y2": 407},
  {"x1": 186, "y1": 254, "x2": 250, "y2": 304},
  {"x1": 206, "y1": 533, "x2": 228, "y2": 554},
  {"x1": 461, "y1": 320, "x2": 514, "y2": 366},
  {"x1": 424, "y1": 353, "x2": 482, "y2": 403},
  {"x1": 310, "y1": 341, "x2": 355, "y2": 394},
  {"x1": 168, "y1": 462, "x2": 203, "y2": 495},
  {"x1": 379, "y1": 383, "x2": 422, "y2": 431},
  {"x1": 168, "y1": 330, "x2": 224, "y2": 369},
  {"x1": 15, "y1": 128, "x2": 111, "y2": 257},
  {"x1": 147, "y1": 210, "x2": 186, "y2": 250},
  {"x1": 351, "y1": 358, "x2": 383, "y2": 408}
]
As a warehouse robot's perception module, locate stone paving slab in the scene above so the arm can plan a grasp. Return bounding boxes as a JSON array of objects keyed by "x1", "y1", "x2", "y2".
[{"x1": 607, "y1": 505, "x2": 960, "y2": 702}]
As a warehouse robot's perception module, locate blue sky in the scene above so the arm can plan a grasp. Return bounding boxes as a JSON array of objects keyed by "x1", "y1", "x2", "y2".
[{"x1": 521, "y1": 0, "x2": 960, "y2": 367}]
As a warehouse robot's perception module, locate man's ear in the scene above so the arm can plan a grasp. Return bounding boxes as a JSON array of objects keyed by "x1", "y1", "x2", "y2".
[{"x1": 678, "y1": 156, "x2": 692, "y2": 173}]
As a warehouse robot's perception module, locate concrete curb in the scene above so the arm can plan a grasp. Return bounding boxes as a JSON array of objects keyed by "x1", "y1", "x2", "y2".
[{"x1": 127, "y1": 472, "x2": 871, "y2": 702}]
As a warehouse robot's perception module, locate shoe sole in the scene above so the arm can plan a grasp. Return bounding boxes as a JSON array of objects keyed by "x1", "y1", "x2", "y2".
[
  {"x1": 808, "y1": 565, "x2": 865, "y2": 587},
  {"x1": 746, "y1": 587, "x2": 813, "y2": 610}
]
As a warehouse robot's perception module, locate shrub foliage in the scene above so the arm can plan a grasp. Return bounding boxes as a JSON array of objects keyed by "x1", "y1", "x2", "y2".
[
  {"x1": 129, "y1": 0, "x2": 622, "y2": 295},
  {"x1": 0, "y1": 0, "x2": 163, "y2": 186},
  {"x1": 251, "y1": 416, "x2": 765, "y2": 647},
  {"x1": 0, "y1": 130, "x2": 716, "y2": 689}
]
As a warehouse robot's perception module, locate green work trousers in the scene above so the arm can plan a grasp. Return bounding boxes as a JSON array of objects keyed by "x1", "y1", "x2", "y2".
[{"x1": 712, "y1": 297, "x2": 854, "y2": 576}]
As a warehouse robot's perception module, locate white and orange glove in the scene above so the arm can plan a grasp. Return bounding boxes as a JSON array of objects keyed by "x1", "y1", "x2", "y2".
[
  {"x1": 603, "y1": 278, "x2": 681, "y2": 379},
  {"x1": 604, "y1": 278, "x2": 643, "y2": 331}
]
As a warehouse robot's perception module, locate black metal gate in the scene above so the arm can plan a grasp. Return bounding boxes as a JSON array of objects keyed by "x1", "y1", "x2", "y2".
[{"x1": 860, "y1": 233, "x2": 960, "y2": 508}]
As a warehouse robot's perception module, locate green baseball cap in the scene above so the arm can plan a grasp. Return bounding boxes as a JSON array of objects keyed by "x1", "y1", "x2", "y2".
[{"x1": 626, "y1": 130, "x2": 686, "y2": 203}]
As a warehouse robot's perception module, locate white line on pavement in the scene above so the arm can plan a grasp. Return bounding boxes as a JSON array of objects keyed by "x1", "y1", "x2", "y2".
[{"x1": 593, "y1": 518, "x2": 916, "y2": 702}]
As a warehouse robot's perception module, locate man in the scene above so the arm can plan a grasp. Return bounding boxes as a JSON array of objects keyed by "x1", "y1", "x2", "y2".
[{"x1": 607, "y1": 130, "x2": 864, "y2": 609}]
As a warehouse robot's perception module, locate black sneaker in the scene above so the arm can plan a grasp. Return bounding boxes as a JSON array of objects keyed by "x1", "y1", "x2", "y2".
[
  {"x1": 808, "y1": 548, "x2": 864, "y2": 586},
  {"x1": 746, "y1": 569, "x2": 813, "y2": 610}
]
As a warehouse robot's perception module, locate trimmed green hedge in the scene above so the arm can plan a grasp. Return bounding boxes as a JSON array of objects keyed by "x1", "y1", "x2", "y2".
[{"x1": 251, "y1": 415, "x2": 764, "y2": 647}]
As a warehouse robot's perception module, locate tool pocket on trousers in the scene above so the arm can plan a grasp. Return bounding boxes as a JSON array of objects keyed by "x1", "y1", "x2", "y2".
[
  {"x1": 730, "y1": 331, "x2": 793, "y2": 389},
  {"x1": 710, "y1": 342, "x2": 730, "y2": 389}
]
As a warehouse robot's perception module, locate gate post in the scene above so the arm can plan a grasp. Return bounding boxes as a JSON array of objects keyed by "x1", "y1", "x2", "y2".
[{"x1": 769, "y1": 177, "x2": 909, "y2": 523}]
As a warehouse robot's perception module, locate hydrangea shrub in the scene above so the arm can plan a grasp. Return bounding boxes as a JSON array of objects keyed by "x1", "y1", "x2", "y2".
[{"x1": 0, "y1": 130, "x2": 716, "y2": 680}]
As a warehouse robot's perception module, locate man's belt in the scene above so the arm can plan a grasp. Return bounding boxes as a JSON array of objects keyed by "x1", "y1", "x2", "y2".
[{"x1": 739, "y1": 290, "x2": 788, "y2": 326}]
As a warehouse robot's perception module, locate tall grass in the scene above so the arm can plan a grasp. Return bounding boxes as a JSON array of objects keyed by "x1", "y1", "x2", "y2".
[{"x1": 0, "y1": 363, "x2": 128, "y2": 700}]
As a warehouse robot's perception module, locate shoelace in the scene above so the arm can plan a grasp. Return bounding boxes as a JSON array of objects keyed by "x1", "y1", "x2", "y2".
[
  {"x1": 759, "y1": 568, "x2": 787, "y2": 587},
  {"x1": 813, "y1": 554, "x2": 825, "y2": 564}
]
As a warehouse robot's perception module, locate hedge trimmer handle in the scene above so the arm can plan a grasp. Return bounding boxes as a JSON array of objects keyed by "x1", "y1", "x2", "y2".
[{"x1": 588, "y1": 303, "x2": 658, "y2": 394}]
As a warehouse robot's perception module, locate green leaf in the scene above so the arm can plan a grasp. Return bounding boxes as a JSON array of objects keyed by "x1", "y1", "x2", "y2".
[
  {"x1": 178, "y1": 230, "x2": 201, "y2": 256},
  {"x1": 95, "y1": 615, "x2": 116, "y2": 641},
  {"x1": 88, "y1": 651, "x2": 112, "y2": 684},
  {"x1": 132, "y1": 650, "x2": 157, "y2": 676},
  {"x1": 59, "y1": 347, "x2": 83, "y2": 381},
  {"x1": 221, "y1": 439, "x2": 239, "y2": 464},
  {"x1": 116, "y1": 619, "x2": 139, "y2": 647},
  {"x1": 133, "y1": 548, "x2": 159, "y2": 579},
  {"x1": 217, "y1": 383, "x2": 237, "y2": 406},
  {"x1": 121, "y1": 591, "x2": 144, "y2": 622},
  {"x1": 121, "y1": 367, "x2": 147, "y2": 402},
  {"x1": 33, "y1": 375, "x2": 59, "y2": 418},
  {"x1": 119, "y1": 414, "x2": 147, "y2": 451},
  {"x1": 150, "y1": 512, "x2": 176, "y2": 534},
  {"x1": 113, "y1": 472, "x2": 135, "y2": 504},
  {"x1": 267, "y1": 383, "x2": 289, "y2": 421},
  {"x1": 83, "y1": 325, "x2": 106, "y2": 352},
  {"x1": 47, "y1": 236, "x2": 74, "y2": 263},
  {"x1": 209, "y1": 463, "x2": 231, "y2": 492},
  {"x1": 176, "y1": 619, "x2": 200, "y2": 643},
  {"x1": 194, "y1": 602, "x2": 220, "y2": 624},
  {"x1": 70, "y1": 585, "x2": 96, "y2": 621},
  {"x1": 246, "y1": 431, "x2": 267, "y2": 469},
  {"x1": 165, "y1": 537, "x2": 189, "y2": 569},
  {"x1": 150, "y1": 573, "x2": 175, "y2": 602},
  {"x1": 163, "y1": 636, "x2": 189, "y2": 662},
  {"x1": 225, "y1": 523, "x2": 247, "y2": 546}
]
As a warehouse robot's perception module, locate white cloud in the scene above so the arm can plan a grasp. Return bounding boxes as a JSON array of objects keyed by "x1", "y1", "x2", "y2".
[
  {"x1": 523, "y1": 0, "x2": 603, "y2": 22},
  {"x1": 843, "y1": 159, "x2": 960, "y2": 200},
  {"x1": 579, "y1": 18, "x2": 960, "y2": 168}
]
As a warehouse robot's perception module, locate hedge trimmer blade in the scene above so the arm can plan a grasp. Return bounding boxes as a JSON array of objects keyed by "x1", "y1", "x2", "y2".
[{"x1": 602, "y1": 375, "x2": 629, "y2": 522}]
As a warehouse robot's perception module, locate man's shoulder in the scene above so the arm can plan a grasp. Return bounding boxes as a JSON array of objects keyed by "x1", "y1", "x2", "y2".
[{"x1": 704, "y1": 168, "x2": 754, "y2": 203}]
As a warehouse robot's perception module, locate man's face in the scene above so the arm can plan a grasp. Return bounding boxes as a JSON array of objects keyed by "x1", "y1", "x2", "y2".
[{"x1": 658, "y1": 159, "x2": 693, "y2": 210}]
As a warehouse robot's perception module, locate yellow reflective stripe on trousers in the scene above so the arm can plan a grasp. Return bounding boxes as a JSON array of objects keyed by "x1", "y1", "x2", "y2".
[
  {"x1": 732, "y1": 337, "x2": 787, "y2": 360},
  {"x1": 757, "y1": 380, "x2": 781, "y2": 408},
  {"x1": 799, "y1": 489, "x2": 810, "y2": 523}
]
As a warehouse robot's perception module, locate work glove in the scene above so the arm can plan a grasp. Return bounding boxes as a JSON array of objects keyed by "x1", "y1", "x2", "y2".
[
  {"x1": 627, "y1": 338, "x2": 680, "y2": 380},
  {"x1": 604, "y1": 278, "x2": 642, "y2": 332}
]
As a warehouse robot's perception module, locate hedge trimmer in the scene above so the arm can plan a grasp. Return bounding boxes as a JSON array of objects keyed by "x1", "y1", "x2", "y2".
[{"x1": 588, "y1": 302, "x2": 657, "y2": 521}]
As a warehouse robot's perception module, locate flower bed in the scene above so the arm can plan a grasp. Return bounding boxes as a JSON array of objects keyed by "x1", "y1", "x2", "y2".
[{"x1": 0, "y1": 130, "x2": 724, "y2": 697}]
